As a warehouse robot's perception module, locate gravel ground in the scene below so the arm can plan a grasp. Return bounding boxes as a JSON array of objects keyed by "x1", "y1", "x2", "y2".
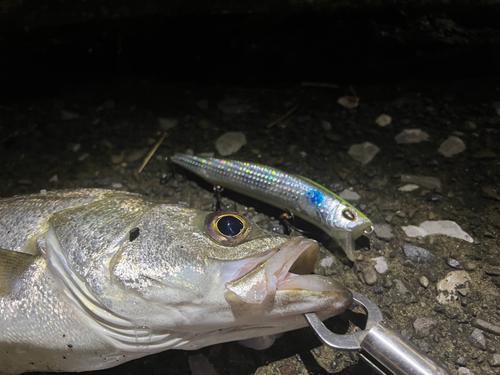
[{"x1": 1, "y1": 76, "x2": 500, "y2": 375}]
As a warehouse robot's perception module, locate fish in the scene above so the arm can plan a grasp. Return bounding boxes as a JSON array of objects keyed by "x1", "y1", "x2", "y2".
[
  {"x1": 0, "y1": 189, "x2": 352, "y2": 374},
  {"x1": 171, "y1": 153, "x2": 373, "y2": 261}
]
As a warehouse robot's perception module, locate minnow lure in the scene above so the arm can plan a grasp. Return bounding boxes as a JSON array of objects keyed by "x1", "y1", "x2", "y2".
[{"x1": 171, "y1": 153, "x2": 372, "y2": 261}]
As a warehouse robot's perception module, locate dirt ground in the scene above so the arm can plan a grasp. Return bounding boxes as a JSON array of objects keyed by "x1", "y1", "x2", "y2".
[{"x1": 1, "y1": 73, "x2": 500, "y2": 375}]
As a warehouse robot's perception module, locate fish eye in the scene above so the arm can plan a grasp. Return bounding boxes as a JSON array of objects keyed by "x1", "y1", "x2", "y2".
[
  {"x1": 205, "y1": 212, "x2": 251, "y2": 246},
  {"x1": 342, "y1": 208, "x2": 356, "y2": 221}
]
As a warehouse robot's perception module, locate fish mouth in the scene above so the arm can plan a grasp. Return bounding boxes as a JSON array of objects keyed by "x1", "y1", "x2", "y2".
[{"x1": 224, "y1": 237, "x2": 345, "y2": 304}]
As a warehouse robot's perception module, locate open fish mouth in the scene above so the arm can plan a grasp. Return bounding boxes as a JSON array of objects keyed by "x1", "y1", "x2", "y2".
[{"x1": 224, "y1": 237, "x2": 345, "y2": 304}]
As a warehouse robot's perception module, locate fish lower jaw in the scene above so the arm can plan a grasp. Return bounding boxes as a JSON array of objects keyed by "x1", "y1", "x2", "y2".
[{"x1": 276, "y1": 274, "x2": 344, "y2": 293}]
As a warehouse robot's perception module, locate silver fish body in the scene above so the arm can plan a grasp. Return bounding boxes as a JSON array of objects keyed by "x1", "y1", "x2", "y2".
[
  {"x1": 0, "y1": 189, "x2": 352, "y2": 374},
  {"x1": 171, "y1": 154, "x2": 372, "y2": 261}
]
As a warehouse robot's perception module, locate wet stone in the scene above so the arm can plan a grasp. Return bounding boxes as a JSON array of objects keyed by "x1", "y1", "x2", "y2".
[
  {"x1": 419, "y1": 276, "x2": 430, "y2": 288},
  {"x1": 360, "y1": 265, "x2": 377, "y2": 286},
  {"x1": 374, "y1": 224, "x2": 394, "y2": 242},
  {"x1": 438, "y1": 136, "x2": 466, "y2": 157},
  {"x1": 455, "y1": 357, "x2": 467, "y2": 367},
  {"x1": 447, "y1": 258, "x2": 463, "y2": 269},
  {"x1": 488, "y1": 353, "x2": 500, "y2": 367},
  {"x1": 470, "y1": 328, "x2": 487, "y2": 351},
  {"x1": 403, "y1": 245, "x2": 437, "y2": 264},
  {"x1": 418, "y1": 342, "x2": 432, "y2": 354},
  {"x1": 413, "y1": 317, "x2": 438, "y2": 339}
]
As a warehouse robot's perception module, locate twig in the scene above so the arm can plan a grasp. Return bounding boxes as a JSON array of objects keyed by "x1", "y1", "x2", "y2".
[
  {"x1": 267, "y1": 105, "x2": 298, "y2": 128},
  {"x1": 138, "y1": 132, "x2": 168, "y2": 174},
  {"x1": 301, "y1": 82, "x2": 339, "y2": 89}
]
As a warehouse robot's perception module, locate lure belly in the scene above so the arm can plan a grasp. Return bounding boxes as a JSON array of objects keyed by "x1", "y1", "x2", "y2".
[{"x1": 171, "y1": 153, "x2": 372, "y2": 261}]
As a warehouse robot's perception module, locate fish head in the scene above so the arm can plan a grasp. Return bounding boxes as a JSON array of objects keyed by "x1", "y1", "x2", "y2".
[
  {"x1": 110, "y1": 204, "x2": 352, "y2": 349},
  {"x1": 329, "y1": 202, "x2": 373, "y2": 261}
]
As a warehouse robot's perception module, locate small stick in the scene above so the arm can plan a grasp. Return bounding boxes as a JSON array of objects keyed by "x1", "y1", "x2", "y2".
[
  {"x1": 301, "y1": 82, "x2": 339, "y2": 89},
  {"x1": 138, "y1": 132, "x2": 168, "y2": 174},
  {"x1": 267, "y1": 105, "x2": 298, "y2": 128}
]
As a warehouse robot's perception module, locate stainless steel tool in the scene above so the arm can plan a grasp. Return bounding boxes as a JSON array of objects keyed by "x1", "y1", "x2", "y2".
[{"x1": 305, "y1": 291, "x2": 452, "y2": 375}]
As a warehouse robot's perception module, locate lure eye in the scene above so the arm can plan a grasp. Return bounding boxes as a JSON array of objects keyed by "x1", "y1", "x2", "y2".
[
  {"x1": 205, "y1": 212, "x2": 251, "y2": 246},
  {"x1": 342, "y1": 208, "x2": 356, "y2": 221}
]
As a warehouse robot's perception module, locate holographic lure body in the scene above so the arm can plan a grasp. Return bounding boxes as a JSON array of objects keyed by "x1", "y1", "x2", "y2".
[{"x1": 171, "y1": 153, "x2": 372, "y2": 261}]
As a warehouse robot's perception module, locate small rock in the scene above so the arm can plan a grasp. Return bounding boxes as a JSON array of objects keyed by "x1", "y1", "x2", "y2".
[
  {"x1": 158, "y1": 117, "x2": 178, "y2": 130},
  {"x1": 418, "y1": 342, "x2": 432, "y2": 354},
  {"x1": 374, "y1": 224, "x2": 394, "y2": 242},
  {"x1": 437, "y1": 271, "x2": 472, "y2": 304},
  {"x1": 398, "y1": 184, "x2": 420, "y2": 192},
  {"x1": 438, "y1": 136, "x2": 466, "y2": 157},
  {"x1": 60, "y1": 110, "x2": 79, "y2": 120},
  {"x1": 127, "y1": 148, "x2": 148, "y2": 163},
  {"x1": 455, "y1": 357, "x2": 467, "y2": 367},
  {"x1": 445, "y1": 307, "x2": 460, "y2": 319},
  {"x1": 371, "y1": 256, "x2": 388, "y2": 274},
  {"x1": 489, "y1": 353, "x2": 500, "y2": 367},
  {"x1": 375, "y1": 114, "x2": 392, "y2": 127},
  {"x1": 419, "y1": 276, "x2": 430, "y2": 288},
  {"x1": 111, "y1": 153, "x2": 125, "y2": 164},
  {"x1": 447, "y1": 258, "x2": 463, "y2": 269},
  {"x1": 217, "y1": 98, "x2": 251, "y2": 114},
  {"x1": 112, "y1": 183, "x2": 123, "y2": 189},
  {"x1": 470, "y1": 329, "x2": 487, "y2": 351},
  {"x1": 188, "y1": 354, "x2": 219, "y2": 375},
  {"x1": 401, "y1": 220, "x2": 473, "y2": 243},
  {"x1": 215, "y1": 132, "x2": 247, "y2": 156},
  {"x1": 482, "y1": 186, "x2": 500, "y2": 201},
  {"x1": 391, "y1": 279, "x2": 417, "y2": 303},
  {"x1": 78, "y1": 153, "x2": 89, "y2": 161},
  {"x1": 320, "y1": 257, "x2": 334, "y2": 268},
  {"x1": 321, "y1": 120, "x2": 332, "y2": 131},
  {"x1": 403, "y1": 245, "x2": 437, "y2": 264},
  {"x1": 49, "y1": 174, "x2": 58, "y2": 182},
  {"x1": 348, "y1": 142, "x2": 380, "y2": 165},
  {"x1": 339, "y1": 189, "x2": 360, "y2": 201},
  {"x1": 395, "y1": 129, "x2": 429, "y2": 144},
  {"x1": 337, "y1": 96, "x2": 359, "y2": 109},
  {"x1": 196, "y1": 99, "x2": 209, "y2": 110},
  {"x1": 413, "y1": 317, "x2": 438, "y2": 339},
  {"x1": 458, "y1": 367, "x2": 470, "y2": 374},
  {"x1": 360, "y1": 265, "x2": 377, "y2": 285},
  {"x1": 400, "y1": 175, "x2": 441, "y2": 190}
]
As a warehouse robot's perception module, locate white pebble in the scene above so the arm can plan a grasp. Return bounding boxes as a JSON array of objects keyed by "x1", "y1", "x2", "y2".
[
  {"x1": 394, "y1": 129, "x2": 429, "y2": 144},
  {"x1": 371, "y1": 256, "x2": 388, "y2": 274},
  {"x1": 375, "y1": 114, "x2": 392, "y2": 127},
  {"x1": 158, "y1": 118, "x2": 178, "y2": 130},
  {"x1": 339, "y1": 189, "x2": 360, "y2": 201},
  {"x1": 215, "y1": 132, "x2": 247, "y2": 156},
  {"x1": 320, "y1": 257, "x2": 334, "y2": 268},
  {"x1": 337, "y1": 96, "x2": 359, "y2": 109},
  {"x1": 436, "y1": 271, "x2": 472, "y2": 304},
  {"x1": 438, "y1": 136, "x2": 466, "y2": 157},
  {"x1": 401, "y1": 175, "x2": 441, "y2": 190},
  {"x1": 402, "y1": 220, "x2": 473, "y2": 243},
  {"x1": 112, "y1": 183, "x2": 123, "y2": 189},
  {"x1": 348, "y1": 142, "x2": 380, "y2": 165},
  {"x1": 78, "y1": 153, "x2": 90, "y2": 161},
  {"x1": 398, "y1": 184, "x2": 420, "y2": 192}
]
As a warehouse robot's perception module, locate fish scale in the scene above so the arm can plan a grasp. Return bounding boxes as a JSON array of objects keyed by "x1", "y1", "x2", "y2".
[{"x1": 171, "y1": 153, "x2": 372, "y2": 261}]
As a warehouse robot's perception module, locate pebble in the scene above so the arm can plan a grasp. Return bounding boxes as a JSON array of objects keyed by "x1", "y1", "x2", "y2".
[
  {"x1": 337, "y1": 95, "x2": 359, "y2": 109},
  {"x1": 375, "y1": 114, "x2": 392, "y2": 127},
  {"x1": 339, "y1": 189, "x2": 360, "y2": 201},
  {"x1": 482, "y1": 186, "x2": 500, "y2": 201},
  {"x1": 196, "y1": 99, "x2": 209, "y2": 110},
  {"x1": 403, "y1": 245, "x2": 437, "y2": 264},
  {"x1": 111, "y1": 153, "x2": 125, "y2": 164},
  {"x1": 217, "y1": 98, "x2": 251, "y2": 114},
  {"x1": 488, "y1": 353, "x2": 500, "y2": 367},
  {"x1": 371, "y1": 256, "x2": 388, "y2": 274},
  {"x1": 215, "y1": 132, "x2": 247, "y2": 156},
  {"x1": 470, "y1": 329, "x2": 487, "y2": 351},
  {"x1": 60, "y1": 110, "x2": 79, "y2": 120},
  {"x1": 347, "y1": 142, "x2": 380, "y2": 165},
  {"x1": 400, "y1": 174, "x2": 441, "y2": 190},
  {"x1": 471, "y1": 318, "x2": 500, "y2": 337},
  {"x1": 188, "y1": 354, "x2": 219, "y2": 375},
  {"x1": 127, "y1": 148, "x2": 148, "y2": 163},
  {"x1": 419, "y1": 276, "x2": 430, "y2": 288},
  {"x1": 373, "y1": 224, "x2": 394, "y2": 242},
  {"x1": 158, "y1": 117, "x2": 178, "y2": 130},
  {"x1": 458, "y1": 367, "x2": 470, "y2": 374},
  {"x1": 485, "y1": 266, "x2": 500, "y2": 276},
  {"x1": 447, "y1": 258, "x2": 463, "y2": 269},
  {"x1": 391, "y1": 279, "x2": 417, "y2": 303},
  {"x1": 78, "y1": 153, "x2": 89, "y2": 161},
  {"x1": 438, "y1": 136, "x2": 466, "y2": 157},
  {"x1": 418, "y1": 342, "x2": 432, "y2": 354},
  {"x1": 413, "y1": 317, "x2": 438, "y2": 338},
  {"x1": 436, "y1": 271, "x2": 472, "y2": 304},
  {"x1": 321, "y1": 120, "x2": 332, "y2": 131},
  {"x1": 455, "y1": 357, "x2": 467, "y2": 367},
  {"x1": 49, "y1": 174, "x2": 58, "y2": 182},
  {"x1": 360, "y1": 265, "x2": 377, "y2": 285},
  {"x1": 401, "y1": 220, "x2": 473, "y2": 243},
  {"x1": 394, "y1": 129, "x2": 429, "y2": 144},
  {"x1": 398, "y1": 184, "x2": 420, "y2": 192}
]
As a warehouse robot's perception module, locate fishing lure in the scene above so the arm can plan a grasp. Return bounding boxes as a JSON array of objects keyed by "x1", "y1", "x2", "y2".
[{"x1": 171, "y1": 153, "x2": 372, "y2": 261}]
